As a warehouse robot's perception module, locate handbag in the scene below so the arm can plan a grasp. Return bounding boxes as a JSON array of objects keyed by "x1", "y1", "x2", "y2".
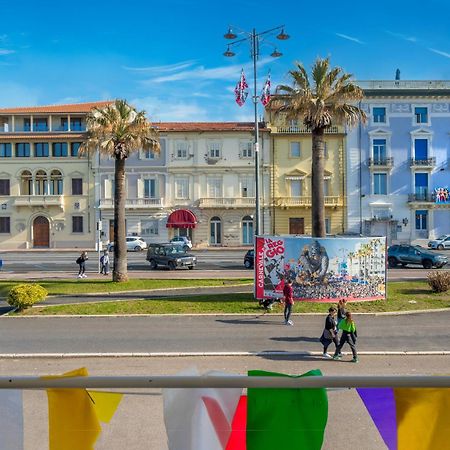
[{"x1": 323, "y1": 329, "x2": 334, "y2": 340}]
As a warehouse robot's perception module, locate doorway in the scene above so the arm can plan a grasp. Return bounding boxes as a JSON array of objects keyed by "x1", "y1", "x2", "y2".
[
  {"x1": 289, "y1": 218, "x2": 305, "y2": 235},
  {"x1": 210, "y1": 216, "x2": 222, "y2": 245},
  {"x1": 33, "y1": 216, "x2": 50, "y2": 248}
]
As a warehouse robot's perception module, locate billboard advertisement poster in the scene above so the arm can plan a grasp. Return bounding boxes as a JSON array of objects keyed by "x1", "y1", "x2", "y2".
[{"x1": 255, "y1": 236, "x2": 386, "y2": 302}]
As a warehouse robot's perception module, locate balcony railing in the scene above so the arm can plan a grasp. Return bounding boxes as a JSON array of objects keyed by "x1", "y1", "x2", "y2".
[
  {"x1": 99, "y1": 198, "x2": 163, "y2": 208},
  {"x1": 14, "y1": 195, "x2": 64, "y2": 207},
  {"x1": 271, "y1": 125, "x2": 341, "y2": 134},
  {"x1": 410, "y1": 157, "x2": 436, "y2": 167},
  {"x1": 0, "y1": 125, "x2": 86, "y2": 133},
  {"x1": 408, "y1": 193, "x2": 435, "y2": 202},
  {"x1": 368, "y1": 157, "x2": 394, "y2": 167},
  {"x1": 275, "y1": 196, "x2": 343, "y2": 207},
  {"x1": 198, "y1": 197, "x2": 256, "y2": 208}
]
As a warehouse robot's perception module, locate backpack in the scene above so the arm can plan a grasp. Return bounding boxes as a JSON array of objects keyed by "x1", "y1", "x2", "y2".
[
  {"x1": 76, "y1": 257, "x2": 82, "y2": 264},
  {"x1": 100, "y1": 256, "x2": 105, "y2": 264}
]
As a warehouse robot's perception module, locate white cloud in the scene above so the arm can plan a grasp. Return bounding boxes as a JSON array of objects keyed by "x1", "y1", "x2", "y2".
[
  {"x1": 428, "y1": 48, "x2": 450, "y2": 59},
  {"x1": 385, "y1": 31, "x2": 417, "y2": 43},
  {"x1": 0, "y1": 49, "x2": 15, "y2": 55},
  {"x1": 335, "y1": 33, "x2": 365, "y2": 45},
  {"x1": 123, "y1": 60, "x2": 197, "y2": 73}
]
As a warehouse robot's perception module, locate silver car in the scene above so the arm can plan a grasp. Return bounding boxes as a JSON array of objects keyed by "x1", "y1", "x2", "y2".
[
  {"x1": 428, "y1": 234, "x2": 450, "y2": 250},
  {"x1": 108, "y1": 236, "x2": 148, "y2": 252}
]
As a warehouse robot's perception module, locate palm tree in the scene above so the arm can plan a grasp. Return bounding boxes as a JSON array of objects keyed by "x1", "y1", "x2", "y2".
[
  {"x1": 80, "y1": 100, "x2": 160, "y2": 282},
  {"x1": 274, "y1": 57, "x2": 366, "y2": 237}
]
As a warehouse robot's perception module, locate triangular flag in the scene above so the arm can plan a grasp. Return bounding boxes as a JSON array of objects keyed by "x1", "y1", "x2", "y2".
[
  {"x1": 246, "y1": 369, "x2": 328, "y2": 450},
  {"x1": 0, "y1": 389, "x2": 23, "y2": 450},
  {"x1": 225, "y1": 395, "x2": 247, "y2": 450},
  {"x1": 87, "y1": 391, "x2": 123, "y2": 423}
]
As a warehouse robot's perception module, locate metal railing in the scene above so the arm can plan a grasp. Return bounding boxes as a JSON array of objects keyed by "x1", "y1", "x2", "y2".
[
  {"x1": 271, "y1": 125, "x2": 341, "y2": 134},
  {"x1": 368, "y1": 157, "x2": 394, "y2": 167},
  {"x1": 408, "y1": 193, "x2": 435, "y2": 202},
  {"x1": 410, "y1": 157, "x2": 436, "y2": 167},
  {"x1": 99, "y1": 198, "x2": 163, "y2": 208},
  {"x1": 198, "y1": 197, "x2": 256, "y2": 207}
]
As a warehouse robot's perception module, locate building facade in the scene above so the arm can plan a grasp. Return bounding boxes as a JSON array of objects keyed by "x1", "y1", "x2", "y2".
[
  {"x1": 0, "y1": 102, "x2": 110, "y2": 249},
  {"x1": 347, "y1": 81, "x2": 450, "y2": 243}
]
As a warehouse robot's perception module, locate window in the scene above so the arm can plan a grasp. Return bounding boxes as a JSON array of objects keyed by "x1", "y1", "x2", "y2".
[
  {"x1": 144, "y1": 149, "x2": 156, "y2": 159},
  {"x1": 414, "y1": 139, "x2": 428, "y2": 160},
  {"x1": 59, "y1": 118, "x2": 69, "y2": 131},
  {"x1": 241, "y1": 142, "x2": 253, "y2": 158},
  {"x1": 0, "y1": 179, "x2": 10, "y2": 195},
  {"x1": 290, "y1": 179, "x2": 302, "y2": 196},
  {"x1": 141, "y1": 220, "x2": 159, "y2": 236},
  {"x1": 144, "y1": 179, "x2": 156, "y2": 198},
  {"x1": 20, "y1": 170, "x2": 32, "y2": 195},
  {"x1": 0, "y1": 143, "x2": 12, "y2": 157},
  {"x1": 325, "y1": 218, "x2": 331, "y2": 234},
  {"x1": 373, "y1": 173, "x2": 387, "y2": 195},
  {"x1": 373, "y1": 107, "x2": 386, "y2": 123},
  {"x1": 175, "y1": 142, "x2": 188, "y2": 159},
  {"x1": 324, "y1": 179, "x2": 330, "y2": 196},
  {"x1": 72, "y1": 178, "x2": 83, "y2": 195},
  {"x1": 323, "y1": 142, "x2": 328, "y2": 158},
  {"x1": 210, "y1": 216, "x2": 222, "y2": 245},
  {"x1": 35, "y1": 170, "x2": 47, "y2": 195},
  {"x1": 208, "y1": 142, "x2": 221, "y2": 158},
  {"x1": 240, "y1": 176, "x2": 254, "y2": 197},
  {"x1": 35, "y1": 143, "x2": 49, "y2": 157},
  {"x1": 207, "y1": 177, "x2": 222, "y2": 198},
  {"x1": 16, "y1": 143, "x2": 30, "y2": 157},
  {"x1": 175, "y1": 177, "x2": 189, "y2": 199},
  {"x1": 70, "y1": 118, "x2": 83, "y2": 131},
  {"x1": 72, "y1": 216, "x2": 84, "y2": 233},
  {"x1": 53, "y1": 142, "x2": 68, "y2": 157},
  {"x1": 414, "y1": 173, "x2": 428, "y2": 197},
  {"x1": 242, "y1": 215, "x2": 253, "y2": 244},
  {"x1": 71, "y1": 142, "x2": 81, "y2": 157},
  {"x1": 373, "y1": 139, "x2": 386, "y2": 161},
  {"x1": 290, "y1": 142, "x2": 301, "y2": 157},
  {"x1": 33, "y1": 118, "x2": 48, "y2": 131},
  {"x1": 415, "y1": 210, "x2": 428, "y2": 230},
  {"x1": 50, "y1": 170, "x2": 63, "y2": 195},
  {"x1": 23, "y1": 118, "x2": 31, "y2": 131},
  {"x1": 415, "y1": 107, "x2": 428, "y2": 124},
  {"x1": 0, "y1": 217, "x2": 10, "y2": 233}
]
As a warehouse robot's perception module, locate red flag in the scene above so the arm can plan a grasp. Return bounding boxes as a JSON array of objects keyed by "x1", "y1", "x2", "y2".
[
  {"x1": 235, "y1": 69, "x2": 249, "y2": 106},
  {"x1": 260, "y1": 74, "x2": 271, "y2": 106}
]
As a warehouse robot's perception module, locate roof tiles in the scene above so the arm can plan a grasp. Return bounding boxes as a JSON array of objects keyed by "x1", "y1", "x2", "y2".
[{"x1": 0, "y1": 101, "x2": 113, "y2": 114}]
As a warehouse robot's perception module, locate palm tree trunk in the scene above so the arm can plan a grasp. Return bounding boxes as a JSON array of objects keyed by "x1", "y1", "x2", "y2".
[
  {"x1": 113, "y1": 156, "x2": 128, "y2": 282},
  {"x1": 311, "y1": 127, "x2": 325, "y2": 237}
]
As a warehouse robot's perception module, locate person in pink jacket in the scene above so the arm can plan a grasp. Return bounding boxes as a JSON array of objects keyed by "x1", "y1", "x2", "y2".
[{"x1": 283, "y1": 279, "x2": 294, "y2": 325}]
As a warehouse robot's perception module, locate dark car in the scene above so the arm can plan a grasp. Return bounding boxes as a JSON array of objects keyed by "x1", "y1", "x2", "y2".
[
  {"x1": 146, "y1": 243, "x2": 196, "y2": 270},
  {"x1": 387, "y1": 244, "x2": 448, "y2": 269},
  {"x1": 244, "y1": 249, "x2": 254, "y2": 269}
]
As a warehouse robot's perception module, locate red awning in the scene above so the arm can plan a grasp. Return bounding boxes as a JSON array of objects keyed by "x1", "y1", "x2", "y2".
[{"x1": 166, "y1": 209, "x2": 197, "y2": 229}]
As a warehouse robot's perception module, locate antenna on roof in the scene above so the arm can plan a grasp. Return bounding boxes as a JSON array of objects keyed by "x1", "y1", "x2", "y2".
[{"x1": 395, "y1": 69, "x2": 401, "y2": 80}]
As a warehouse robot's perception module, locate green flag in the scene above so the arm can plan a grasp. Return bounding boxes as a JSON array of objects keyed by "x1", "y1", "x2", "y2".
[{"x1": 246, "y1": 369, "x2": 328, "y2": 450}]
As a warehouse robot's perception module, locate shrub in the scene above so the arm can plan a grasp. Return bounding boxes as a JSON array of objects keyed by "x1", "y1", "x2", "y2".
[
  {"x1": 427, "y1": 271, "x2": 450, "y2": 293},
  {"x1": 7, "y1": 284, "x2": 48, "y2": 311}
]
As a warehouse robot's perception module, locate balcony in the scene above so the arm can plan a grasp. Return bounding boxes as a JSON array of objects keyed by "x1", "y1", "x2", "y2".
[
  {"x1": 410, "y1": 157, "x2": 436, "y2": 168},
  {"x1": 198, "y1": 197, "x2": 256, "y2": 208},
  {"x1": 14, "y1": 195, "x2": 64, "y2": 208},
  {"x1": 408, "y1": 193, "x2": 435, "y2": 203},
  {"x1": 368, "y1": 157, "x2": 394, "y2": 168},
  {"x1": 274, "y1": 196, "x2": 343, "y2": 207},
  {"x1": 99, "y1": 198, "x2": 163, "y2": 209},
  {"x1": 270, "y1": 125, "x2": 342, "y2": 134}
]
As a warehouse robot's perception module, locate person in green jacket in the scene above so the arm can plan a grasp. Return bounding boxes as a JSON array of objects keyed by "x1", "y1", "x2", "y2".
[{"x1": 333, "y1": 311, "x2": 358, "y2": 363}]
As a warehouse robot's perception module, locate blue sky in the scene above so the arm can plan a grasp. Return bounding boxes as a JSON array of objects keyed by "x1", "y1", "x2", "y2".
[{"x1": 0, "y1": 0, "x2": 449, "y2": 121}]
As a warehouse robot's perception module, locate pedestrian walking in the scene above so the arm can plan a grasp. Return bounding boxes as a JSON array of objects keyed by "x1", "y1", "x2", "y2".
[
  {"x1": 100, "y1": 250, "x2": 110, "y2": 275},
  {"x1": 320, "y1": 307, "x2": 339, "y2": 358},
  {"x1": 337, "y1": 298, "x2": 347, "y2": 328},
  {"x1": 333, "y1": 311, "x2": 358, "y2": 363},
  {"x1": 283, "y1": 279, "x2": 294, "y2": 325},
  {"x1": 76, "y1": 251, "x2": 88, "y2": 279}
]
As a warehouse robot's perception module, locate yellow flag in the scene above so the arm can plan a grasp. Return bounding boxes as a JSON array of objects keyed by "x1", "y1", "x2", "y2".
[
  {"x1": 395, "y1": 387, "x2": 450, "y2": 450},
  {"x1": 87, "y1": 391, "x2": 123, "y2": 423},
  {"x1": 46, "y1": 368, "x2": 100, "y2": 450}
]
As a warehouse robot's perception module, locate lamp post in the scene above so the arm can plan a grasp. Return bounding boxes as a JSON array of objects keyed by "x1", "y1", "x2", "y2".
[{"x1": 224, "y1": 26, "x2": 289, "y2": 237}]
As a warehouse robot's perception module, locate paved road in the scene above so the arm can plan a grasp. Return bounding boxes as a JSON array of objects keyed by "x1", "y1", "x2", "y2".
[{"x1": 1, "y1": 311, "x2": 449, "y2": 354}]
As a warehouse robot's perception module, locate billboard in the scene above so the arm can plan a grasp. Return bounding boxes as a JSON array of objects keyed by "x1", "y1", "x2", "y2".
[
  {"x1": 434, "y1": 187, "x2": 449, "y2": 204},
  {"x1": 255, "y1": 236, "x2": 386, "y2": 302}
]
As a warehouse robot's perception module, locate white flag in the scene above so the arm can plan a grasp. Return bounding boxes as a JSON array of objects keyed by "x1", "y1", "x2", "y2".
[{"x1": 0, "y1": 390, "x2": 23, "y2": 450}]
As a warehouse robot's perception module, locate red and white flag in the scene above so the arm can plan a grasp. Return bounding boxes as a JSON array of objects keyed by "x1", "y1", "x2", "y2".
[
  {"x1": 234, "y1": 69, "x2": 249, "y2": 106},
  {"x1": 260, "y1": 73, "x2": 271, "y2": 106}
]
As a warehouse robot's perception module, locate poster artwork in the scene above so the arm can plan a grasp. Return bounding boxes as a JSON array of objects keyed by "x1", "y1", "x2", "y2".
[{"x1": 255, "y1": 236, "x2": 386, "y2": 302}]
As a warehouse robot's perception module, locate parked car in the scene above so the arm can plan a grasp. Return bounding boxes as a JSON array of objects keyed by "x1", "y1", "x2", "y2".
[
  {"x1": 428, "y1": 234, "x2": 450, "y2": 250},
  {"x1": 244, "y1": 249, "x2": 254, "y2": 269},
  {"x1": 108, "y1": 236, "x2": 148, "y2": 252},
  {"x1": 146, "y1": 243, "x2": 197, "y2": 270},
  {"x1": 388, "y1": 244, "x2": 448, "y2": 269},
  {"x1": 170, "y1": 236, "x2": 193, "y2": 251}
]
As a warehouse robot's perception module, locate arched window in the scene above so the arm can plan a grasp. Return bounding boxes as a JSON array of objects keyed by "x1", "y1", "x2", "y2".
[
  {"x1": 242, "y1": 215, "x2": 254, "y2": 245},
  {"x1": 209, "y1": 216, "x2": 222, "y2": 245},
  {"x1": 34, "y1": 170, "x2": 47, "y2": 195},
  {"x1": 20, "y1": 170, "x2": 32, "y2": 195},
  {"x1": 50, "y1": 170, "x2": 63, "y2": 195}
]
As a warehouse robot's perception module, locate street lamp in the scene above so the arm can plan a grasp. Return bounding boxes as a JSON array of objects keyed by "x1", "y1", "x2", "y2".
[{"x1": 224, "y1": 25, "x2": 289, "y2": 237}]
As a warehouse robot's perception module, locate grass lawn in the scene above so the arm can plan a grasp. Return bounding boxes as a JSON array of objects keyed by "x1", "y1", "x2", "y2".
[
  {"x1": 0, "y1": 278, "x2": 252, "y2": 297},
  {"x1": 18, "y1": 281, "x2": 450, "y2": 316}
]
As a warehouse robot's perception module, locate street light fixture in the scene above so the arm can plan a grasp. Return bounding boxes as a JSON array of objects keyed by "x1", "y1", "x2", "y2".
[{"x1": 223, "y1": 25, "x2": 289, "y2": 238}]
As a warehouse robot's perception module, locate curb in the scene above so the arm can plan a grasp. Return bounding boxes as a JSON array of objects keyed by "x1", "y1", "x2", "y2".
[{"x1": 0, "y1": 351, "x2": 449, "y2": 359}]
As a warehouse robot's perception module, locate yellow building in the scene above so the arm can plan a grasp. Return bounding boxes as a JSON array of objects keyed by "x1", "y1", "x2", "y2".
[
  {"x1": 0, "y1": 101, "x2": 110, "y2": 249},
  {"x1": 267, "y1": 119, "x2": 347, "y2": 235}
]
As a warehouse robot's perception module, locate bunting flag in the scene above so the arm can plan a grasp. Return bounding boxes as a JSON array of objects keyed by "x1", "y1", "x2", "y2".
[
  {"x1": 46, "y1": 367, "x2": 123, "y2": 450},
  {"x1": 234, "y1": 69, "x2": 249, "y2": 106},
  {"x1": 0, "y1": 389, "x2": 23, "y2": 450},
  {"x1": 357, "y1": 387, "x2": 450, "y2": 450},
  {"x1": 246, "y1": 370, "x2": 328, "y2": 450},
  {"x1": 260, "y1": 73, "x2": 271, "y2": 106}
]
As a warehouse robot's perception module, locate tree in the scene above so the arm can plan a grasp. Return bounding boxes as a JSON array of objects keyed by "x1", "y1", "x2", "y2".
[
  {"x1": 274, "y1": 57, "x2": 366, "y2": 237},
  {"x1": 80, "y1": 99, "x2": 160, "y2": 282}
]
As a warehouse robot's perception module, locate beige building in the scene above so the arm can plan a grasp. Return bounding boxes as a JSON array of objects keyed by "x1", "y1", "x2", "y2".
[{"x1": 0, "y1": 101, "x2": 110, "y2": 249}]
